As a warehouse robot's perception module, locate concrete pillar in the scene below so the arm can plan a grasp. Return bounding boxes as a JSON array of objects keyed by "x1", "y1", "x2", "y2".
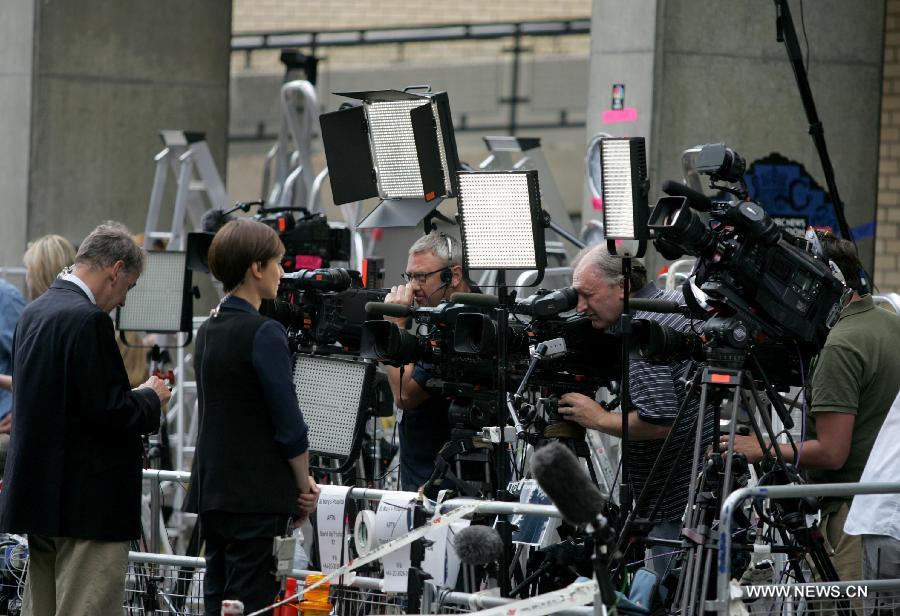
[
  {"x1": 585, "y1": 0, "x2": 884, "y2": 277},
  {"x1": 0, "y1": 0, "x2": 36, "y2": 272},
  {"x1": 0, "y1": 0, "x2": 232, "y2": 269}
]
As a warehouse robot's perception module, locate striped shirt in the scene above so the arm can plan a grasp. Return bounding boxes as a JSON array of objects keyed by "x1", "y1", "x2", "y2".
[{"x1": 625, "y1": 282, "x2": 712, "y2": 522}]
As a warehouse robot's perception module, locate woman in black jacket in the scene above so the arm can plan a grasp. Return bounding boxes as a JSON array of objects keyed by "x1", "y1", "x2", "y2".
[{"x1": 191, "y1": 219, "x2": 318, "y2": 614}]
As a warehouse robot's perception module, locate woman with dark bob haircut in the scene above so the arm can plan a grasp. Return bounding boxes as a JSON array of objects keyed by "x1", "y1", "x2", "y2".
[{"x1": 189, "y1": 219, "x2": 318, "y2": 613}]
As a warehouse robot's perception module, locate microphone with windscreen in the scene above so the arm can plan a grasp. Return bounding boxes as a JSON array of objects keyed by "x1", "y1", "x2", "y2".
[
  {"x1": 531, "y1": 442, "x2": 606, "y2": 527},
  {"x1": 452, "y1": 525, "x2": 504, "y2": 567},
  {"x1": 531, "y1": 442, "x2": 620, "y2": 610},
  {"x1": 200, "y1": 208, "x2": 235, "y2": 234}
]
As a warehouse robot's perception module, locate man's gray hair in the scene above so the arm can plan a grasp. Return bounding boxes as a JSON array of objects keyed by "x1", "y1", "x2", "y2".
[
  {"x1": 409, "y1": 230, "x2": 461, "y2": 266},
  {"x1": 75, "y1": 221, "x2": 144, "y2": 274},
  {"x1": 576, "y1": 244, "x2": 647, "y2": 289}
]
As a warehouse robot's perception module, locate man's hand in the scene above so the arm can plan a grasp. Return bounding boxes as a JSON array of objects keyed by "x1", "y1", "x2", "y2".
[
  {"x1": 140, "y1": 375, "x2": 172, "y2": 406},
  {"x1": 0, "y1": 414, "x2": 11, "y2": 434},
  {"x1": 720, "y1": 434, "x2": 765, "y2": 464},
  {"x1": 297, "y1": 476, "x2": 320, "y2": 515},
  {"x1": 384, "y1": 284, "x2": 415, "y2": 327},
  {"x1": 557, "y1": 393, "x2": 604, "y2": 430}
]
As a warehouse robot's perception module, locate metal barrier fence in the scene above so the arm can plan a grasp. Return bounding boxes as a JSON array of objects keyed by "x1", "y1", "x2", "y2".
[
  {"x1": 124, "y1": 553, "x2": 206, "y2": 615},
  {"x1": 717, "y1": 482, "x2": 900, "y2": 616}
]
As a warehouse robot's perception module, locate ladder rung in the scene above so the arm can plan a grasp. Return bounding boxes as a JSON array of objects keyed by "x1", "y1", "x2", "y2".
[
  {"x1": 149, "y1": 232, "x2": 173, "y2": 240},
  {"x1": 189, "y1": 180, "x2": 206, "y2": 191}
]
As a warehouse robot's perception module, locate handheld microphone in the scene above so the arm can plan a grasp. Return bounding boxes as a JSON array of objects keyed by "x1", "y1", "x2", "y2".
[
  {"x1": 661, "y1": 180, "x2": 713, "y2": 213},
  {"x1": 450, "y1": 292, "x2": 500, "y2": 308},
  {"x1": 628, "y1": 298, "x2": 687, "y2": 314},
  {"x1": 531, "y1": 442, "x2": 606, "y2": 526},
  {"x1": 452, "y1": 525, "x2": 504, "y2": 566},
  {"x1": 364, "y1": 302, "x2": 412, "y2": 318}
]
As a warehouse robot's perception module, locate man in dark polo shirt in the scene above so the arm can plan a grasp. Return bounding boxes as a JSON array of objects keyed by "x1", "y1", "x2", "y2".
[
  {"x1": 730, "y1": 231, "x2": 900, "y2": 583},
  {"x1": 383, "y1": 231, "x2": 475, "y2": 491}
]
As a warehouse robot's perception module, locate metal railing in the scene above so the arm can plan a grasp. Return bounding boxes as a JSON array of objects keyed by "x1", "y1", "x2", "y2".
[
  {"x1": 716, "y1": 481, "x2": 900, "y2": 615},
  {"x1": 231, "y1": 19, "x2": 590, "y2": 136}
]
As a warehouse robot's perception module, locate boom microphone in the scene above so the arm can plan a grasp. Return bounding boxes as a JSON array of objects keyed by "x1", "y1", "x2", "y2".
[
  {"x1": 531, "y1": 442, "x2": 606, "y2": 526},
  {"x1": 452, "y1": 525, "x2": 504, "y2": 566},
  {"x1": 661, "y1": 180, "x2": 713, "y2": 213},
  {"x1": 364, "y1": 302, "x2": 412, "y2": 318},
  {"x1": 513, "y1": 287, "x2": 578, "y2": 318},
  {"x1": 449, "y1": 292, "x2": 500, "y2": 308}
]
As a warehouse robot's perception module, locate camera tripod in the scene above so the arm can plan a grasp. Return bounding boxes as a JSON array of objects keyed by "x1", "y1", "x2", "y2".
[{"x1": 616, "y1": 344, "x2": 848, "y2": 616}]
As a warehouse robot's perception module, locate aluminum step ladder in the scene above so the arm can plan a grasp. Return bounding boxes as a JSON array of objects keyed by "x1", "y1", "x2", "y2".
[{"x1": 144, "y1": 130, "x2": 230, "y2": 251}]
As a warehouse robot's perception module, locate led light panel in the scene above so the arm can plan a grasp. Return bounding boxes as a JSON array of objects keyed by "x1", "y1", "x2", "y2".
[
  {"x1": 600, "y1": 141, "x2": 636, "y2": 236},
  {"x1": 367, "y1": 99, "x2": 429, "y2": 199},
  {"x1": 457, "y1": 171, "x2": 544, "y2": 270},
  {"x1": 431, "y1": 99, "x2": 451, "y2": 188},
  {"x1": 292, "y1": 354, "x2": 373, "y2": 467},
  {"x1": 322, "y1": 89, "x2": 460, "y2": 210},
  {"x1": 117, "y1": 251, "x2": 191, "y2": 332}
]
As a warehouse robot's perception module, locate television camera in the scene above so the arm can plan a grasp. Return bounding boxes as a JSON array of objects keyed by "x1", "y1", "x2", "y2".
[
  {"x1": 260, "y1": 267, "x2": 387, "y2": 353},
  {"x1": 646, "y1": 143, "x2": 850, "y2": 382}
]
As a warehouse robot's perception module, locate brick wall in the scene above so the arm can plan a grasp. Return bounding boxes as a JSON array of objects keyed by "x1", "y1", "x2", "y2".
[
  {"x1": 233, "y1": 0, "x2": 591, "y2": 33},
  {"x1": 877, "y1": 0, "x2": 900, "y2": 289},
  {"x1": 232, "y1": 0, "x2": 591, "y2": 70}
]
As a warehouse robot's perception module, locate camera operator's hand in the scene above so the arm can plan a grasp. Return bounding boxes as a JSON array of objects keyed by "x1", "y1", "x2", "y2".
[
  {"x1": 558, "y1": 393, "x2": 604, "y2": 430},
  {"x1": 384, "y1": 283, "x2": 415, "y2": 327},
  {"x1": 140, "y1": 375, "x2": 171, "y2": 406},
  {"x1": 720, "y1": 434, "x2": 765, "y2": 464},
  {"x1": 297, "y1": 476, "x2": 320, "y2": 515}
]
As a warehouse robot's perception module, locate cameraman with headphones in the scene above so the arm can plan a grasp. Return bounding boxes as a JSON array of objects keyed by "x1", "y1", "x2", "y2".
[{"x1": 383, "y1": 231, "x2": 475, "y2": 491}]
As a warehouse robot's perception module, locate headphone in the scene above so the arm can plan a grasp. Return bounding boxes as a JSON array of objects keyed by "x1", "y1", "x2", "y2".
[{"x1": 439, "y1": 233, "x2": 454, "y2": 285}]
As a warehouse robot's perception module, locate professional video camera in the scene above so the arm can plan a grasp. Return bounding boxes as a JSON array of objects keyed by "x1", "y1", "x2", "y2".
[
  {"x1": 255, "y1": 208, "x2": 351, "y2": 271},
  {"x1": 359, "y1": 300, "x2": 483, "y2": 369},
  {"x1": 361, "y1": 289, "x2": 621, "y2": 436},
  {"x1": 260, "y1": 267, "x2": 386, "y2": 352},
  {"x1": 195, "y1": 202, "x2": 351, "y2": 275},
  {"x1": 646, "y1": 143, "x2": 849, "y2": 376}
]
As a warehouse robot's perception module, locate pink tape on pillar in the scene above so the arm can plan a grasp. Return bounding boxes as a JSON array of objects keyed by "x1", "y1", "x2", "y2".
[
  {"x1": 592, "y1": 197, "x2": 603, "y2": 211},
  {"x1": 602, "y1": 108, "x2": 638, "y2": 124}
]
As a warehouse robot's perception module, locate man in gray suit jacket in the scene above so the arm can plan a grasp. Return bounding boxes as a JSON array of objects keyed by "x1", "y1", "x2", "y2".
[{"x1": 0, "y1": 222, "x2": 170, "y2": 616}]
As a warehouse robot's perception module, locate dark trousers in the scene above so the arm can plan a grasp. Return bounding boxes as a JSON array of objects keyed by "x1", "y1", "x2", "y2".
[{"x1": 200, "y1": 511, "x2": 289, "y2": 615}]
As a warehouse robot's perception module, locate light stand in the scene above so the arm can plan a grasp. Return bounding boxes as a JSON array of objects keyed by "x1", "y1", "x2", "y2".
[
  {"x1": 773, "y1": 0, "x2": 870, "y2": 294},
  {"x1": 598, "y1": 137, "x2": 649, "y2": 538},
  {"x1": 456, "y1": 168, "x2": 547, "y2": 598}
]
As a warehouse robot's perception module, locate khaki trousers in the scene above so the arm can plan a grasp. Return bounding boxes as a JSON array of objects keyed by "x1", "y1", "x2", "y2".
[
  {"x1": 815, "y1": 501, "x2": 864, "y2": 615},
  {"x1": 23, "y1": 535, "x2": 129, "y2": 616},
  {"x1": 821, "y1": 501, "x2": 863, "y2": 583}
]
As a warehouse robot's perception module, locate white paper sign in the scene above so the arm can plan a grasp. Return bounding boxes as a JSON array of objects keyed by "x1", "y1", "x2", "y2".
[
  {"x1": 374, "y1": 491, "x2": 417, "y2": 592},
  {"x1": 423, "y1": 519, "x2": 470, "y2": 588},
  {"x1": 315, "y1": 484, "x2": 354, "y2": 583}
]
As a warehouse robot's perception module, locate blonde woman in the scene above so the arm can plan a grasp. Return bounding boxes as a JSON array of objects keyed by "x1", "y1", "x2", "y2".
[
  {"x1": 0, "y1": 235, "x2": 76, "y2": 433},
  {"x1": 23, "y1": 234, "x2": 76, "y2": 301}
]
